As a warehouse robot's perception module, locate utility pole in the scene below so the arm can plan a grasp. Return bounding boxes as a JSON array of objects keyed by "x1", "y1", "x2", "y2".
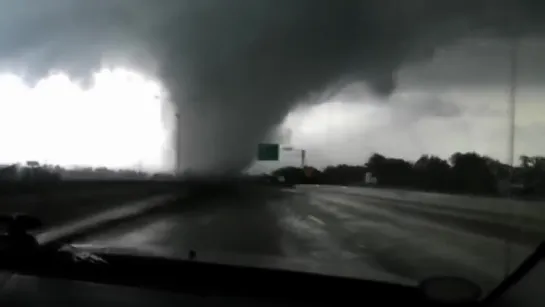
[
  {"x1": 508, "y1": 36, "x2": 518, "y2": 174},
  {"x1": 504, "y1": 31, "x2": 519, "y2": 279},
  {"x1": 175, "y1": 113, "x2": 180, "y2": 175}
]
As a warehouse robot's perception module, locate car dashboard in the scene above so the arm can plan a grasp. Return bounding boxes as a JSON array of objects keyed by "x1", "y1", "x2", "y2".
[
  {"x1": 0, "y1": 249, "x2": 427, "y2": 307},
  {"x1": 0, "y1": 240, "x2": 542, "y2": 307}
]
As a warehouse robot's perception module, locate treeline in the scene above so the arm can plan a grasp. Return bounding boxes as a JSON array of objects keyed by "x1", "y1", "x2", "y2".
[
  {"x1": 272, "y1": 152, "x2": 545, "y2": 197},
  {"x1": 0, "y1": 161, "x2": 174, "y2": 181}
]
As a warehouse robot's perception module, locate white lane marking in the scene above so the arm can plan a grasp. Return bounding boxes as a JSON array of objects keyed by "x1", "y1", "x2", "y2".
[{"x1": 307, "y1": 215, "x2": 325, "y2": 225}]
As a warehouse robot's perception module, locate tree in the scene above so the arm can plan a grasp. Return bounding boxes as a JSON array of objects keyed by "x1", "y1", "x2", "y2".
[
  {"x1": 272, "y1": 167, "x2": 305, "y2": 184},
  {"x1": 322, "y1": 164, "x2": 366, "y2": 184},
  {"x1": 449, "y1": 152, "x2": 497, "y2": 194},
  {"x1": 269, "y1": 151, "x2": 545, "y2": 197},
  {"x1": 520, "y1": 155, "x2": 531, "y2": 168},
  {"x1": 0, "y1": 164, "x2": 19, "y2": 180},
  {"x1": 365, "y1": 154, "x2": 413, "y2": 187},
  {"x1": 414, "y1": 155, "x2": 451, "y2": 191},
  {"x1": 517, "y1": 155, "x2": 545, "y2": 195}
]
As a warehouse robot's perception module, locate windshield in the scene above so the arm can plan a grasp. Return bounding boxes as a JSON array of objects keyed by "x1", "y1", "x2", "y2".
[{"x1": 0, "y1": 0, "x2": 544, "y2": 296}]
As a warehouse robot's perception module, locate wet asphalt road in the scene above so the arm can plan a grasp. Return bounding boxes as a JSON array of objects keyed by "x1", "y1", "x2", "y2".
[{"x1": 75, "y1": 185, "x2": 544, "y2": 294}]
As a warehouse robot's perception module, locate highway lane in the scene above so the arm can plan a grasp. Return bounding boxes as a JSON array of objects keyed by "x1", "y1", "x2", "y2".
[{"x1": 73, "y1": 185, "x2": 543, "y2": 294}]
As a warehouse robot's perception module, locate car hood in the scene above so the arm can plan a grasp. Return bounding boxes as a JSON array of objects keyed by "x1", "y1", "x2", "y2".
[{"x1": 70, "y1": 242, "x2": 417, "y2": 286}]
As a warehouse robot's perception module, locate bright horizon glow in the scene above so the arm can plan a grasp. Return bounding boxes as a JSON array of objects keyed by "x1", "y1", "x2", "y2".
[
  {"x1": 0, "y1": 68, "x2": 171, "y2": 171},
  {"x1": 283, "y1": 101, "x2": 386, "y2": 148}
]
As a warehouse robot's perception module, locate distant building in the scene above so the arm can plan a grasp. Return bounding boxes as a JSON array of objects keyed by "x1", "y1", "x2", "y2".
[{"x1": 26, "y1": 161, "x2": 40, "y2": 168}]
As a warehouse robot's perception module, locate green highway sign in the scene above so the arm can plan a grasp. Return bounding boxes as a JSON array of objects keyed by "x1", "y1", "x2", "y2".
[{"x1": 257, "y1": 143, "x2": 279, "y2": 161}]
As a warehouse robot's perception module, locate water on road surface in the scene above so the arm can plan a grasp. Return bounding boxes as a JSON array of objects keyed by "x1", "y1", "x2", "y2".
[{"x1": 75, "y1": 185, "x2": 542, "y2": 294}]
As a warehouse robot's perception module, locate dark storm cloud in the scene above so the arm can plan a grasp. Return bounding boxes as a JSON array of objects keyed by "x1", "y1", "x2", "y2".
[
  {"x1": 0, "y1": 0, "x2": 155, "y2": 83},
  {"x1": 0, "y1": 0, "x2": 544, "y2": 173},
  {"x1": 399, "y1": 37, "x2": 545, "y2": 89}
]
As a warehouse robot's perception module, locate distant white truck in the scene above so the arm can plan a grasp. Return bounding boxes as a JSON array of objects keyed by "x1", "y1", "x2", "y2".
[{"x1": 364, "y1": 172, "x2": 377, "y2": 185}]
